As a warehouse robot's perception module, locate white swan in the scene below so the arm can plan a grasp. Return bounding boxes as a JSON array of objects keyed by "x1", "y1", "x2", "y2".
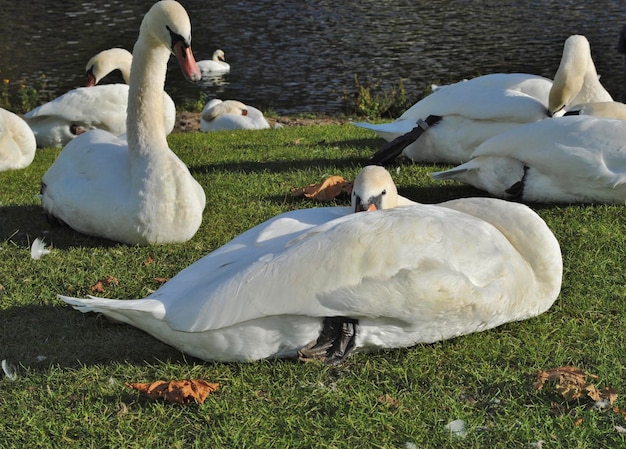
[
  {"x1": 40, "y1": 0, "x2": 205, "y2": 245},
  {"x1": 431, "y1": 110, "x2": 626, "y2": 204},
  {"x1": 197, "y1": 49, "x2": 230, "y2": 76},
  {"x1": 84, "y1": 47, "x2": 176, "y2": 134},
  {"x1": 59, "y1": 165, "x2": 562, "y2": 364},
  {"x1": 353, "y1": 35, "x2": 610, "y2": 165},
  {"x1": 0, "y1": 107, "x2": 37, "y2": 171},
  {"x1": 200, "y1": 99, "x2": 270, "y2": 131},
  {"x1": 85, "y1": 48, "x2": 133, "y2": 86}
]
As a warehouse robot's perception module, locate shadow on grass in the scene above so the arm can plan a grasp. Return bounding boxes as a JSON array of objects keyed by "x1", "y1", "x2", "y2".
[
  {"x1": 0, "y1": 304, "x2": 195, "y2": 370},
  {"x1": 1, "y1": 205, "x2": 119, "y2": 250},
  {"x1": 190, "y1": 155, "x2": 372, "y2": 177}
]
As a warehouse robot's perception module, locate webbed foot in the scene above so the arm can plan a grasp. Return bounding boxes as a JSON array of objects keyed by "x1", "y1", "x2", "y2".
[{"x1": 298, "y1": 316, "x2": 358, "y2": 365}]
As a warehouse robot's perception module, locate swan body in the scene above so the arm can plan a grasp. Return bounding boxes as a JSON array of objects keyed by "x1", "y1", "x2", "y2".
[
  {"x1": 60, "y1": 166, "x2": 562, "y2": 363},
  {"x1": 40, "y1": 0, "x2": 205, "y2": 245},
  {"x1": 431, "y1": 113, "x2": 626, "y2": 204},
  {"x1": 0, "y1": 107, "x2": 37, "y2": 171},
  {"x1": 355, "y1": 35, "x2": 611, "y2": 165},
  {"x1": 197, "y1": 49, "x2": 230, "y2": 76},
  {"x1": 200, "y1": 99, "x2": 270, "y2": 131}
]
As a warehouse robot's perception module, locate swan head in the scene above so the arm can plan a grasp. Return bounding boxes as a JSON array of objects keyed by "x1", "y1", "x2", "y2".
[
  {"x1": 213, "y1": 49, "x2": 226, "y2": 62},
  {"x1": 141, "y1": 0, "x2": 201, "y2": 82},
  {"x1": 549, "y1": 36, "x2": 590, "y2": 115},
  {"x1": 85, "y1": 48, "x2": 133, "y2": 86},
  {"x1": 351, "y1": 165, "x2": 401, "y2": 212},
  {"x1": 563, "y1": 101, "x2": 626, "y2": 120}
]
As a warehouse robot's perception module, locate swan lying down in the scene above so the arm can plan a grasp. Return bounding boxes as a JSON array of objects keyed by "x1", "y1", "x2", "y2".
[{"x1": 60, "y1": 166, "x2": 563, "y2": 365}]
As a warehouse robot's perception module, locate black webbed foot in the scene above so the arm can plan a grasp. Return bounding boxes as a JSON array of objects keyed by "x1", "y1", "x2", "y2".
[
  {"x1": 298, "y1": 317, "x2": 359, "y2": 365},
  {"x1": 370, "y1": 114, "x2": 443, "y2": 165}
]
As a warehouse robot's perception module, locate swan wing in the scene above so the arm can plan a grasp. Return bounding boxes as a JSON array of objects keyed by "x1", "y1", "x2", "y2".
[{"x1": 161, "y1": 204, "x2": 558, "y2": 332}]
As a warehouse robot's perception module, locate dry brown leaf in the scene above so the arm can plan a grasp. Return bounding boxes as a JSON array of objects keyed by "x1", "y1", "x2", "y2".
[
  {"x1": 90, "y1": 275, "x2": 120, "y2": 293},
  {"x1": 291, "y1": 175, "x2": 353, "y2": 202},
  {"x1": 534, "y1": 366, "x2": 616, "y2": 405},
  {"x1": 153, "y1": 277, "x2": 169, "y2": 284},
  {"x1": 143, "y1": 255, "x2": 154, "y2": 266},
  {"x1": 378, "y1": 394, "x2": 401, "y2": 408},
  {"x1": 126, "y1": 379, "x2": 219, "y2": 405}
]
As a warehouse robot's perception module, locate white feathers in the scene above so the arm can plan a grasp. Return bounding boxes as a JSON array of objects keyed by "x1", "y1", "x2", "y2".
[
  {"x1": 1, "y1": 359, "x2": 17, "y2": 380},
  {"x1": 30, "y1": 238, "x2": 51, "y2": 260}
]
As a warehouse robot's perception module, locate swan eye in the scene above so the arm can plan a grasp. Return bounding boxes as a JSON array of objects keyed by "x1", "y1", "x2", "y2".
[{"x1": 381, "y1": 190, "x2": 387, "y2": 195}]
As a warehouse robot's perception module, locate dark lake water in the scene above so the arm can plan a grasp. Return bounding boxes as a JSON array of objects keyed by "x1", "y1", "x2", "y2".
[{"x1": 1, "y1": 0, "x2": 625, "y2": 114}]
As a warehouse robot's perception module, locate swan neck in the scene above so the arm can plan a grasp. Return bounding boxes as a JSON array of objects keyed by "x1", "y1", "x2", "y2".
[{"x1": 127, "y1": 37, "x2": 170, "y2": 153}]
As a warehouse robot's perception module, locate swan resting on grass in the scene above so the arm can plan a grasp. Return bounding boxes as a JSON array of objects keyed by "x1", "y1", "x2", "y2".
[
  {"x1": 84, "y1": 47, "x2": 176, "y2": 134},
  {"x1": 354, "y1": 34, "x2": 612, "y2": 165},
  {"x1": 60, "y1": 166, "x2": 562, "y2": 365},
  {"x1": 0, "y1": 107, "x2": 37, "y2": 171},
  {"x1": 40, "y1": 0, "x2": 205, "y2": 245},
  {"x1": 431, "y1": 110, "x2": 626, "y2": 204},
  {"x1": 200, "y1": 99, "x2": 270, "y2": 131}
]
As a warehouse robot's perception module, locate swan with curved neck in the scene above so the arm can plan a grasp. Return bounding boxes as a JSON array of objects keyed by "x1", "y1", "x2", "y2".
[
  {"x1": 85, "y1": 48, "x2": 133, "y2": 86},
  {"x1": 59, "y1": 165, "x2": 562, "y2": 364},
  {"x1": 549, "y1": 35, "x2": 612, "y2": 116},
  {"x1": 200, "y1": 99, "x2": 270, "y2": 131},
  {"x1": 41, "y1": 0, "x2": 204, "y2": 245},
  {"x1": 354, "y1": 34, "x2": 611, "y2": 165},
  {"x1": 83, "y1": 47, "x2": 176, "y2": 135}
]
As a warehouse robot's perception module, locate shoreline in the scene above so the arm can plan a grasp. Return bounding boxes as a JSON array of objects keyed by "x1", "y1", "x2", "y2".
[{"x1": 173, "y1": 111, "x2": 352, "y2": 133}]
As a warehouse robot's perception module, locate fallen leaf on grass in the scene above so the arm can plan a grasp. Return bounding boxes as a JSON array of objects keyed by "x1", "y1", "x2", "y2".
[
  {"x1": 126, "y1": 379, "x2": 219, "y2": 404},
  {"x1": 90, "y1": 275, "x2": 120, "y2": 293},
  {"x1": 291, "y1": 175, "x2": 353, "y2": 202},
  {"x1": 534, "y1": 366, "x2": 617, "y2": 404},
  {"x1": 153, "y1": 277, "x2": 169, "y2": 284}
]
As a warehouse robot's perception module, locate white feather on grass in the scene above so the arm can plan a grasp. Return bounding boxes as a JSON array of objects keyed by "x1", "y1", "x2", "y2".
[
  {"x1": 1, "y1": 359, "x2": 17, "y2": 380},
  {"x1": 30, "y1": 238, "x2": 51, "y2": 260}
]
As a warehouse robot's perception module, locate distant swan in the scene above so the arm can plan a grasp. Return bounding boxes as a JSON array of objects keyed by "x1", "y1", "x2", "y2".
[
  {"x1": 197, "y1": 49, "x2": 230, "y2": 76},
  {"x1": 0, "y1": 107, "x2": 36, "y2": 171},
  {"x1": 40, "y1": 0, "x2": 205, "y2": 245},
  {"x1": 59, "y1": 166, "x2": 562, "y2": 365},
  {"x1": 353, "y1": 35, "x2": 611, "y2": 165},
  {"x1": 431, "y1": 108, "x2": 626, "y2": 204},
  {"x1": 200, "y1": 99, "x2": 270, "y2": 131}
]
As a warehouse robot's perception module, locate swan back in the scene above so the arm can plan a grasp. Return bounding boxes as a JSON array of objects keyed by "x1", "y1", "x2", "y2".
[{"x1": 85, "y1": 48, "x2": 133, "y2": 86}]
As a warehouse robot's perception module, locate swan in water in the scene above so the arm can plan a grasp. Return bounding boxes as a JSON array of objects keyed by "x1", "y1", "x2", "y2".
[
  {"x1": 197, "y1": 49, "x2": 230, "y2": 76},
  {"x1": 40, "y1": 0, "x2": 205, "y2": 245},
  {"x1": 431, "y1": 105, "x2": 626, "y2": 204},
  {"x1": 0, "y1": 107, "x2": 37, "y2": 171},
  {"x1": 353, "y1": 35, "x2": 611, "y2": 165},
  {"x1": 59, "y1": 165, "x2": 562, "y2": 365},
  {"x1": 200, "y1": 99, "x2": 270, "y2": 131}
]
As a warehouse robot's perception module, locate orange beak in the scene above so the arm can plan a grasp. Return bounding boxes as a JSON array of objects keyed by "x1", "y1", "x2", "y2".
[
  {"x1": 173, "y1": 41, "x2": 202, "y2": 82},
  {"x1": 367, "y1": 203, "x2": 378, "y2": 211}
]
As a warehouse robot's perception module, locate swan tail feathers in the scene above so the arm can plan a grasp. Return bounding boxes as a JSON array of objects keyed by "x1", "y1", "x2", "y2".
[
  {"x1": 369, "y1": 115, "x2": 442, "y2": 165},
  {"x1": 58, "y1": 295, "x2": 166, "y2": 321},
  {"x1": 430, "y1": 167, "x2": 470, "y2": 180}
]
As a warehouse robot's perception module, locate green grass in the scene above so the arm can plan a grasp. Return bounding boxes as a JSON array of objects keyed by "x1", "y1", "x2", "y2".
[{"x1": 1, "y1": 124, "x2": 626, "y2": 448}]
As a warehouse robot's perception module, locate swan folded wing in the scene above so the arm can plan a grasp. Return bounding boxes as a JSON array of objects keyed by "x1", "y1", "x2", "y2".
[
  {"x1": 25, "y1": 85, "x2": 128, "y2": 135},
  {"x1": 41, "y1": 131, "x2": 132, "y2": 233},
  {"x1": 472, "y1": 116, "x2": 626, "y2": 184},
  {"x1": 162, "y1": 205, "x2": 553, "y2": 333}
]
